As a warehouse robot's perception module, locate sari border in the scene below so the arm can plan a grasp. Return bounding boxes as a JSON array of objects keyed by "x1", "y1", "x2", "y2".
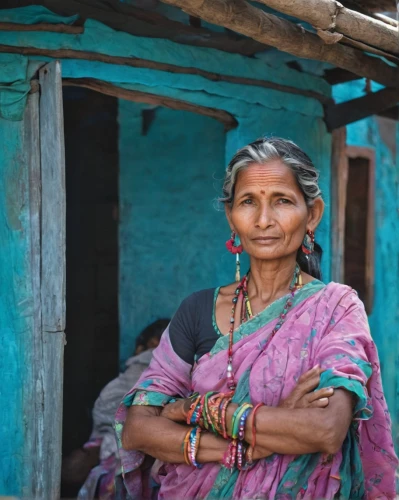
[{"x1": 210, "y1": 280, "x2": 326, "y2": 357}]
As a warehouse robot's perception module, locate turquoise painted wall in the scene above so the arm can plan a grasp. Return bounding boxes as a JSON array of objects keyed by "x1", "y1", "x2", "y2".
[
  {"x1": 118, "y1": 99, "x2": 332, "y2": 363},
  {"x1": 118, "y1": 102, "x2": 231, "y2": 361},
  {"x1": 334, "y1": 81, "x2": 399, "y2": 451},
  {"x1": 0, "y1": 116, "x2": 35, "y2": 496}
]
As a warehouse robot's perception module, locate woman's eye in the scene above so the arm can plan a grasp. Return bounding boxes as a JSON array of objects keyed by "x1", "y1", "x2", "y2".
[
  {"x1": 278, "y1": 198, "x2": 291, "y2": 204},
  {"x1": 242, "y1": 199, "x2": 253, "y2": 205}
]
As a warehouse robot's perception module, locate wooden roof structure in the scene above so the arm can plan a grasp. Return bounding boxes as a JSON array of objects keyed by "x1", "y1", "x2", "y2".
[{"x1": 2, "y1": 0, "x2": 399, "y2": 127}]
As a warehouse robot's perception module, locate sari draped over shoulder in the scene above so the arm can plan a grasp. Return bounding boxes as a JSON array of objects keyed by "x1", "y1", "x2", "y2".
[{"x1": 115, "y1": 282, "x2": 398, "y2": 499}]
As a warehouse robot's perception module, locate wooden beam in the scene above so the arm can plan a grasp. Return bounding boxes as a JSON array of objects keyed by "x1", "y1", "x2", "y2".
[
  {"x1": 377, "y1": 106, "x2": 399, "y2": 120},
  {"x1": 3, "y1": 0, "x2": 267, "y2": 56},
  {"x1": 347, "y1": 0, "x2": 397, "y2": 12},
  {"x1": 373, "y1": 13, "x2": 398, "y2": 28},
  {"x1": 324, "y1": 67, "x2": 360, "y2": 85},
  {"x1": 158, "y1": 0, "x2": 399, "y2": 88},
  {"x1": 324, "y1": 87, "x2": 399, "y2": 130},
  {"x1": 338, "y1": 34, "x2": 399, "y2": 65},
  {"x1": 255, "y1": 0, "x2": 398, "y2": 55},
  {"x1": 0, "y1": 22, "x2": 84, "y2": 34},
  {"x1": 62, "y1": 78, "x2": 238, "y2": 130},
  {"x1": 0, "y1": 45, "x2": 331, "y2": 104}
]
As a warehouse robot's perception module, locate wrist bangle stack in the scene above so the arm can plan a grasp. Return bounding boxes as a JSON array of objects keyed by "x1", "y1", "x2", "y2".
[{"x1": 182, "y1": 426, "x2": 203, "y2": 468}]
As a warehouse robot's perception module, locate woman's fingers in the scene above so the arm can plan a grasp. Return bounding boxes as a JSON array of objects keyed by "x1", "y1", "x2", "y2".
[
  {"x1": 309, "y1": 397, "x2": 330, "y2": 408},
  {"x1": 295, "y1": 373, "x2": 322, "y2": 397},
  {"x1": 307, "y1": 387, "x2": 334, "y2": 403},
  {"x1": 298, "y1": 365, "x2": 320, "y2": 384}
]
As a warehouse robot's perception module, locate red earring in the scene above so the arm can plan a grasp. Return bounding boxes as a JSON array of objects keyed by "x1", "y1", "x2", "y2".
[
  {"x1": 302, "y1": 229, "x2": 315, "y2": 255},
  {"x1": 225, "y1": 231, "x2": 243, "y2": 255},
  {"x1": 226, "y1": 231, "x2": 243, "y2": 281}
]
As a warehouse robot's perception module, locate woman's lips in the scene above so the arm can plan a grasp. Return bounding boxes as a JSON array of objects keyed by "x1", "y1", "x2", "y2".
[{"x1": 252, "y1": 236, "x2": 279, "y2": 244}]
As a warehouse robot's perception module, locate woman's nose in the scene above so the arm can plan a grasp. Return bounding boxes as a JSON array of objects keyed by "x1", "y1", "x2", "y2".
[{"x1": 255, "y1": 204, "x2": 274, "y2": 229}]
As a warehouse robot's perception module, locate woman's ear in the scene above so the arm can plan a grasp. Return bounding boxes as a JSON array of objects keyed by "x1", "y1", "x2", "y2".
[{"x1": 307, "y1": 198, "x2": 324, "y2": 231}]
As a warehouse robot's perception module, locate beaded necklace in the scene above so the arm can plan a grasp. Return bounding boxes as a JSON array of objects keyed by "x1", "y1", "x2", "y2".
[{"x1": 226, "y1": 264, "x2": 301, "y2": 391}]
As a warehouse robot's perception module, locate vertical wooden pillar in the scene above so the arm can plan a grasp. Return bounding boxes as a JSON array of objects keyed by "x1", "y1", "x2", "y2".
[
  {"x1": 330, "y1": 127, "x2": 348, "y2": 283},
  {"x1": 38, "y1": 61, "x2": 66, "y2": 499}
]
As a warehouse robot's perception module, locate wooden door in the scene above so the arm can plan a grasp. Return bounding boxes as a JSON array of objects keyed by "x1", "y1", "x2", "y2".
[{"x1": 26, "y1": 60, "x2": 66, "y2": 499}]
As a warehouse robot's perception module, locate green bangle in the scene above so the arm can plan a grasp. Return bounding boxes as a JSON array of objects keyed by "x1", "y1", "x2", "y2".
[{"x1": 231, "y1": 403, "x2": 253, "y2": 439}]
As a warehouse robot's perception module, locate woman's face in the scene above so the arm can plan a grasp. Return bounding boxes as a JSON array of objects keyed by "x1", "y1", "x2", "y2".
[{"x1": 226, "y1": 161, "x2": 323, "y2": 262}]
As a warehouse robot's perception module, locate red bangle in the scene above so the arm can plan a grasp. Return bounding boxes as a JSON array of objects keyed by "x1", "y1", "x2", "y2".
[{"x1": 250, "y1": 403, "x2": 264, "y2": 450}]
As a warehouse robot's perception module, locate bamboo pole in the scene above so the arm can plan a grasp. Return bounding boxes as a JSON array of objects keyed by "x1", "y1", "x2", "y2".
[
  {"x1": 159, "y1": 0, "x2": 399, "y2": 88},
  {"x1": 254, "y1": 0, "x2": 398, "y2": 55}
]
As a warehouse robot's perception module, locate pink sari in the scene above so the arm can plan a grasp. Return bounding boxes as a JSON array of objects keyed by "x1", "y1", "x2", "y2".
[{"x1": 115, "y1": 281, "x2": 398, "y2": 499}]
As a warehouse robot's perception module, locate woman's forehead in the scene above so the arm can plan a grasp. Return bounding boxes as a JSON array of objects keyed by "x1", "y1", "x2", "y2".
[{"x1": 235, "y1": 161, "x2": 298, "y2": 191}]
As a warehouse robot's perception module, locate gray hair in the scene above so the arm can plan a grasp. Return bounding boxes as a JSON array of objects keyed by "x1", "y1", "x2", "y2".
[{"x1": 221, "y1": 137, "x2": 322, "y2": 206}]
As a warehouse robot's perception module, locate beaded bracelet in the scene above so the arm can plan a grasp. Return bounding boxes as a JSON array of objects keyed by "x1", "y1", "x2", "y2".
[
  {"x1": 221, "y1": 439, "x2": 237, "y2": 470},
  {"x1": 188, "y1": 426, "x2": 202, "y2": 468},
  {"x1": 237, "y1": 407, "x2": 252, "y2": 470},
  {"x1": 231, "y1": 403, "x2": 253, "y2": 439},
  {"x1": 186, "y1": 395, "x2": 202, "y2": 425}
]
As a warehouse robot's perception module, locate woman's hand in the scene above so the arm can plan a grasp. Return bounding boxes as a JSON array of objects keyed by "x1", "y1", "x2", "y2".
[
  {"x1": 278, "y1": 365, "x2": 334, "y2": 409},
  {"x1": 160, "y1": 398, "x2": 192, "y2": 423}
]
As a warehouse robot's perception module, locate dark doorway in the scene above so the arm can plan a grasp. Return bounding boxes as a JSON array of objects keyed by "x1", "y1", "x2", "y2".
[
  {"x1": 344, "y1": 152, "x2": 374, "y2": 313},
  {"x1": 61, "y1": 87, "x2": 119, "y2": 496}
]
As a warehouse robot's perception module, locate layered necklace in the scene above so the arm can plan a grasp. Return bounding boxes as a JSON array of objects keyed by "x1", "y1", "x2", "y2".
[{"x1": 226, "y1": 264, "x2": 302, "y2": 391}]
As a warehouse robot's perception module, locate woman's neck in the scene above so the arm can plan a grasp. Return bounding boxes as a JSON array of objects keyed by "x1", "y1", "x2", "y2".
[{"x1": 247, "y1": 258, "x2": 298, "y2": 304}]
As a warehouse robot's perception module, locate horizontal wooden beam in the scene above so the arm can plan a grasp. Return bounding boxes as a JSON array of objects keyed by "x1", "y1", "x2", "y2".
[
  {"x1": 0, "y1": 22, "x2": 84, "y2": 34},
  {"x1": 62, "y1": 78, "x2": 238, "y2": 130},
  {"x1": 324, "y1": 67, "x2": 360, "y2": 85},
  {"x1": 324, "y1": 87, "x2": 399, "y2": 130},
  {"x1": 159, "y1": 0, "x2": 399, "y2": 88},
  {"x1": 3, "y1": 0, "x2": 266, "y2": 56},
  {"x1": 348, "y1": 0, "x2": 397, "y2": 12},
  {"x1": 255, "y1": 0, "x2": 398, "y2": 55},
  {"x1": 0, "y1": 44, "x2": 331, "y2": 104},
  {"x1": 377, "y1": 106, "x2": 399, "y2": 121}
]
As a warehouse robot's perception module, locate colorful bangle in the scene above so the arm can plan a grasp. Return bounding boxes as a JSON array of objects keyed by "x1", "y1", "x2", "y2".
[
  {"x1": 220, "y1": 396, "x2": 233, "y2": 439},
  {"x1": 237, "y1": 407, "x2": 251, "y2": 470},
  {"x1": 250, "y1": 403, "x2": 264, "y2": 450},
  {"x1": 186, "y1": 395, "x2": 201, "y2": 425},
  {"x1": 221, "y1": 439, "x2": 237, "y2": 470},
  {"x1": 231, "y1": 403, "x2": 253, "y2": 439},
  {"x1": 182, "y1": 427, "x2": 193, "y2": 465},
  {"x1": 188, "y1": 426, "x2": 202, "y2": 468}
]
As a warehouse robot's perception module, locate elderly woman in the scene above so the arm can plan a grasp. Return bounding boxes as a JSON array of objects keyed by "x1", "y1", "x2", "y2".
[{"x1": 115, "y1": 137, "x2": 397, "y2": 499}]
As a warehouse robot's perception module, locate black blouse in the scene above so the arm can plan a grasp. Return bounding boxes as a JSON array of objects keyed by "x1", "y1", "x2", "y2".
[{"x1": 169, "y1": 288, "x2": 221, "y2": 365}]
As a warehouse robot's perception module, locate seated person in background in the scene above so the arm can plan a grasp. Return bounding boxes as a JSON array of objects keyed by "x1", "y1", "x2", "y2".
[{"x1": 62, "y1": 319, "x2": 169, "y2": 499}]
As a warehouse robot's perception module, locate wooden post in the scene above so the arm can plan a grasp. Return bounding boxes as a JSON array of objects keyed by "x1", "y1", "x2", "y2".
[
  {"x1": 39, "y1": 60, "x2": 66, "y2": 499},
  {"x1": 330, "y1": 128, "x2": 348, "y2": 283}
]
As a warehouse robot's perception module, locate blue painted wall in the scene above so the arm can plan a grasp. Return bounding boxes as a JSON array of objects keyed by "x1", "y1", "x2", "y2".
[
  {"x1": 118, "y1": 99, "x2": 332, "y2": 363},
  {"x1": 334, "y1": 81, "x2": 399, "y2": 450},
  {"x1": 0, "y1": 116, "x2": 35, "y2": 496},
  {"x1": 118, "y1": 102, "x2": 231, "y2": 361}
]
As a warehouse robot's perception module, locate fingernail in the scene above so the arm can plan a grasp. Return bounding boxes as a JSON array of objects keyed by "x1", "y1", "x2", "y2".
[
  {"x1": 312, "y1": 364, "x2": 319, "y2": 370},
  {"x1": 320, "y1": 398, "x2": 328, "y2": 402},
  {"x1": 327, "y1": 387, "x2": 334, "y2": 392}
]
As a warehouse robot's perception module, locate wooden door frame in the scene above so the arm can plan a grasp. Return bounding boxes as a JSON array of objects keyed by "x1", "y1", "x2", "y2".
[{"x1": 331, "y1": 131, "x2": 375, "y2": 312}]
